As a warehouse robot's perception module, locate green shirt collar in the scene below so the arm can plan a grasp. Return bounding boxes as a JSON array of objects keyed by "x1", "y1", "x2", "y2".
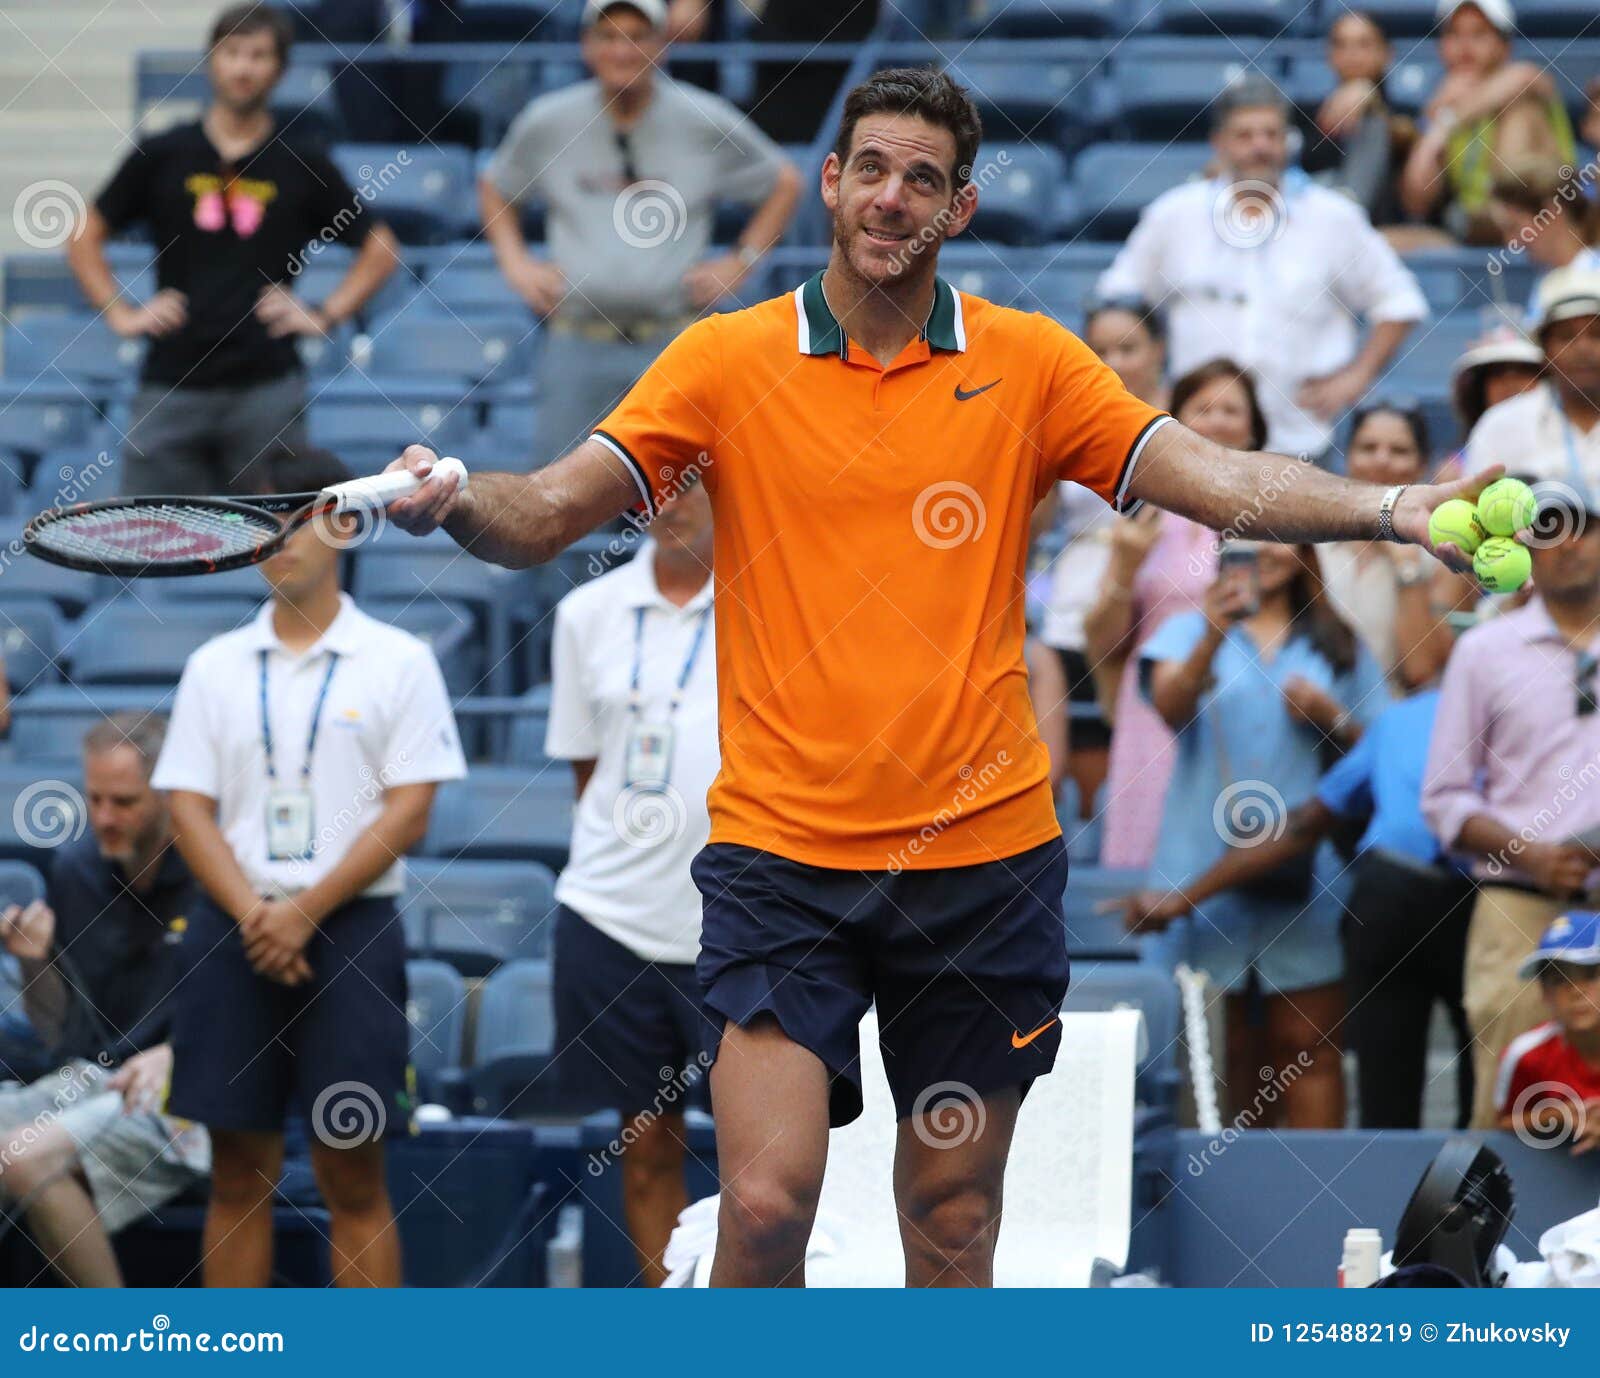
[{"x1": 795, "y1": 272, "x2": 965, "y2": 357}]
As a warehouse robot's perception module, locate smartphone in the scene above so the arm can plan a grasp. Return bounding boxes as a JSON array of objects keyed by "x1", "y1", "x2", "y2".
[{"x1": 1216, "y1": 540, "x2": 1261, "y2": 618}]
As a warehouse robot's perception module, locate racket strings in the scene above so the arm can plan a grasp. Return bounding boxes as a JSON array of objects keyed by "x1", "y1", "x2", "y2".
[{"x1": 29, "y1": 502, "x2": 280, "y2": 567}]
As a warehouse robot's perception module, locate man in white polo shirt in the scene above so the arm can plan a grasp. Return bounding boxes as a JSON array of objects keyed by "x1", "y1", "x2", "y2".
[
  {"x1": 546, "y1": 481, "x2": 716, "y2": 1286},
  {"x1": 153, "y1": 447, "x2": 466, "y2": 1288},
  {"x1": 1465, "y1": 265, "x2": 1600, "y2": 507}
]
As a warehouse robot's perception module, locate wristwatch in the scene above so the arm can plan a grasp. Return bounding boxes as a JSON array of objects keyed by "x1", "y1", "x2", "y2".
[{"x1": 1377, "y1": 484, "x2": 1407, "y2": 543}]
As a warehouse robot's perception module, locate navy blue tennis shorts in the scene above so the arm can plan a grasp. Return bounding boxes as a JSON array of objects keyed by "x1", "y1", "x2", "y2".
[
  {"x1": 168, "y1": 895, "x2": 410, "y2": 1136},
  {"x1": 692, "y1": 837, "x2": 1072, "y2": 1127}
]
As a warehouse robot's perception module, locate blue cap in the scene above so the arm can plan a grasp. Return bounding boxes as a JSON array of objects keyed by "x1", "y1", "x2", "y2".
[{"x1": 1519, "y1": 910, "x2": 1600, "y2": 979}]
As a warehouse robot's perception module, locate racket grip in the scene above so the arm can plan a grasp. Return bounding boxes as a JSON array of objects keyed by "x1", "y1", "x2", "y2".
[{"x1": 326, "y1": 456, "x2": 470, "y2": 511}]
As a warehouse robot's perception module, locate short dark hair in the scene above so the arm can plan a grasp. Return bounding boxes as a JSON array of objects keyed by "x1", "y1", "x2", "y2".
[
  {"x1": 1084, "y1": 294, "x2": 1168, "y2": 347},
  {"x1": 834, "y1": 67, "x2": 983, "y2": 191},
  {"x1": 1349, "y1": 401, "x2": 1431, "y2": 466},
  {"x1": 259, "y1": 444, "x2": 352, "y2": 496},
  {"x1": 209, "y1": 3, "x2": 294, "y2": 69},
  {"x1": 1169, "y1": 357, "x2": 1269, "y2": 452}
]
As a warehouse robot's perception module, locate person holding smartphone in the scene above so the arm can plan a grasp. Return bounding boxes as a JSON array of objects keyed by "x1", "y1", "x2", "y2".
[{"x1": 1137, "y1": 541, "x2": 1388, "y2": 1127}]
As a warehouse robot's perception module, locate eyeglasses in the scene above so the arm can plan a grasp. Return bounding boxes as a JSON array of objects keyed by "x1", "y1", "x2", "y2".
[
  {"x1": 614, "y1": 130, "x2": 640, "y2": 186},
  {"x1": 1578, "y1": 652, "x2": 1597, "y2": 718}
]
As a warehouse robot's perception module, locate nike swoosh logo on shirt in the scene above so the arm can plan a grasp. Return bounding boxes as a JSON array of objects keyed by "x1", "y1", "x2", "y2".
[{"x1": 954, "y1": 379, "x2": 1002, "y2": 401}]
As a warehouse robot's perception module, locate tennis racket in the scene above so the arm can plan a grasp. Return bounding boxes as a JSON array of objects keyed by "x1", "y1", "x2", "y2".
[{"x1": 22, "y1": 458, "x2": 468, "y2": 578}]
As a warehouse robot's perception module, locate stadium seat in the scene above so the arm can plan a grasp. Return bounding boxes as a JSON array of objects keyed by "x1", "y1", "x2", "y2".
[
  {"x1": 363, "y1": 596, "x2": 482, "y2": 696},
  {"x1": 1061, "y1": 866, "x2": 1150, "y2": 959},
  {"x1": 0, "y1": 598, "x2": 64, "y2": 693},
  {"x1": 1109, "y1": 42, "x2": 1279, "y2": 138},
  {"x1": 19, "y1": 445, "x2": 122, "y2": 515},
  {"x1": 405, "y1": 958, "x2": 468, "y2": 1102},
  {"x1": 505, "y1": 684, "x2": 553, "y2": 767},
  {"x1": 421, "y1": 262, "x2": 532, "y2": 318},
  {"x1": 424, "y1": 883, "x2": 559, "y2": 976},
  {"x1": 947, "y1": 53, "x2": 1113, "y2": 146},
  {"x1": 1405, "y1": 251, "x2": 1533, "y2": 318},
  {"x1": 287, "y1": 245, "x2": 419, "y2": 329},
  {"x1": 362, "y1": 308, "x2": 538, "y2": 388},
  {"x1": 2, "y1": 316, "x2": 144, "y2": 387},
  {"x1": 1156, "y1": 0, "x2": 1312, "y2": 34},
  {"x1": 134, "y1": 564, "x2": 269, "y2": 605},
  {"x1": 0, "y1": 860, "x2": 44, "y2": 910},
  {"x1": 1067, "y1": 142, "x2": 1211, "y2": 238},
  {"x1": 1321, "y1": 0, "x2": 1439, "y2": 36},
  {"x1": 440, "y1": 57, "x2": 541, "y2": 149},
  {"x1": 1383, "y1": 53, "x2": 1444, "y2": 114},
  {"x1": 3, "y1": 245, "x2": 152, "y2": 315},
  {"x1": 469, "y1": 957, "x2": 561, "y2": 1116},
  {"x1": 962, "y1": 0, "x2": 1155, "y2": 38},
  {"x1": 1377, "y1": 312, "x2": 1487, "y2": 393},
  {"x1": 329, "y1": 144, "x2": 478, "y2": 243},
  {"x1": 63, "y1": 597, "x2": 255, "y2": 686},
  {"x1": 270, "y1": 63, "x2": 344, "y2": 143},
  {"x1": 1512, "y1": 0, "x2": 1600, "y2": 35},
  {"x1": 8, "y1": 685, "x2": 171, "y2": 764},
  {"x1": 404, "y1": 855, "x2": 562, "y2": 914},
  {"x1": 421, "y1": 0, "x2": 577, "y2": 42},
  {"x1": 278, "y1": 0, "x2": 388, "y2": 40},
  {"x1": 308, "y1": 383, "x2": 476, "y2": 455},
  {"x1": 0, "y1": 761, "x2": 86, "y2": 863},
  {"x1": 965, "y1": 144, "x2": 1067, "y2": 246},
  {"x1": 0, "y1": 386, "x2": 95, "y2": 459},
  {"x1": 423, "y1": 765, "x2": 574, "y2": 869},
  {"x1": 0, "y1": 528, "x2": 99, "y2": 614}
]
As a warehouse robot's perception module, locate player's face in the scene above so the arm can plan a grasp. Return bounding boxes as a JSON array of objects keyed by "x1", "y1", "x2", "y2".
[
  {"x1": 824, "y1": 114, "x2": 976, "y2": 288},
  {"x1": 1542, "y1": 962, "x2": 1600, "y2": 1035},
  {"x1": 84, "y1": 745, "x2": 165, "y2": 862},
  {"x1": 1175, "y1": 374, "x2": 1255, "y2": 450},
  {"x1": 1347, "y1": 411, "x2": 1425, "y2": 485},
  {"x1": 1439, "y1": 6, "x2": 1508, "y2": 75},
  {"x1": 1085, "y1": 309, "x2": 1165, "y2": 405},
  {"x1": 1531, "y1": 519, "x2": 1600, "y2": 596},
  {"x1": 582, "y1": 10, "x2": 662, "y2": 94},
  {"x1": 1543, "y1": 314, "x2": 1600, "y2": 407},
  {"x1": 1211, "y1": 106, "x2": 1288, "y2": 185},
  {"x1": 208, "y1": 30, "x2": 283, "y2": 114},
  {"x1": 1327, "y1": 14, "x2": 1389, "y2": 84}
]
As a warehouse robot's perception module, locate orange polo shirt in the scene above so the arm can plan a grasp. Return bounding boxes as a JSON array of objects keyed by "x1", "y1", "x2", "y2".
[{"x1": 593, "y1": 271, "x2": 1170, "y2": 869}]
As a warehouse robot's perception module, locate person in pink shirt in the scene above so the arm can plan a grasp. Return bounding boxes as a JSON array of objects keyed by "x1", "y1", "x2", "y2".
[
  {"x1": 1084, "y1": 359, "x2": 1268, "y2": 869},
  {"x1": 1422, "y1": 491, "x2": 1600, "y2": 1127}
]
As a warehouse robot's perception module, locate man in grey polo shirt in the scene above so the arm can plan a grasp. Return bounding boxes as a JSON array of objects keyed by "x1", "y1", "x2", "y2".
[{"x1": 479, "y1": 0, "x2": 801, "y2": 466}]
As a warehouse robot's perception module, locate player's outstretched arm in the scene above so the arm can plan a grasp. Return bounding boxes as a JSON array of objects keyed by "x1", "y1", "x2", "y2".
[
  {"x1": 382, "y1": 439, "x2": 642, "y2": 568},
  {"x1": 1127, "y1": 421, "x2": 1502, "y2": 573}
]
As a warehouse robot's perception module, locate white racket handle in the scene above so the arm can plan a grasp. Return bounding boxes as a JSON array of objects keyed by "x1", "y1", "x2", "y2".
[{"x1": 325, "y1": 456, "x2": 469, "y2": 511}]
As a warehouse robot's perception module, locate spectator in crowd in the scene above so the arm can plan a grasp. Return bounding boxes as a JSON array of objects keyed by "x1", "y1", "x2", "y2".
[
  {"x1": 68, "y1": 3, "x2": 400, "y2": 496},
  {"x1": 1039, "y1": 297, "x2": 1169, "y2": 801},
  {"x1": 479, "y1": 0, "x2": 802, "y2": 466},
  {"x1": 545, "y1": 482, "x2": 719, "y2": 1286},
  {"x1": 1319, "y1": 403, "x2": 1455, "y2": 688},
  {"x1": 1486, "y1": 160, "x2": 1600, "y2": 319},
  {"x1": 1449, "y1": 326, "x2": 1544, "y2": 446},
  {"x1": 1119, "y1": 682, "x2": 1476, "y2": 1130},
  {"x1": 1464, "y1": 266, "x2": 1600, "y2": 504},
  {"x1": 1099, "y1": 74, "x2": 1427, "y2": 459},
  {"x1": 1400, "y1": 0, "x2": 1576, "y2": 246},
  {"x1": 1497, "y1": 911, "x2": 1600, "y2": 1146},
  {"x1": 1084, "y1": 360, "x2": 1263, "y2": 870},
  {"x1": 0, "y1": 713, "x2": 207, "y2": 1286},
  {"x1": 1422, "y1": 489, "x2": 1600, "y2": 1129},
  {"x1": 153, "y1": 447, "x2": 467, "y2": 1286},
  {"x1": 1139, "y1": 542, "x2": 1387, "y2": 1127},
  {"x1": 1300, "y1": 9, "x2": 1414, "y2": 225}
]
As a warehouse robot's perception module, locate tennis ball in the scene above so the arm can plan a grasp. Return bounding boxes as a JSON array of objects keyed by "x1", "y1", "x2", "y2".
[
  {"x1": 1473, "y1": 536, "x2": 1532, "y2": 593},
  {"x1": 1476, "y1": 477, "x2": 1537, "y2": 537},
  {"x1": 1428, "y1": 498, "x2": 1486, "y2": 555}
]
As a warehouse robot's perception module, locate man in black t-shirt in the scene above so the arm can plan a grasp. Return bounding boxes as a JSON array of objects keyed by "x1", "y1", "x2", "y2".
[{"x1": 68, "y1": 3, "x2": 399, "y2": 496}]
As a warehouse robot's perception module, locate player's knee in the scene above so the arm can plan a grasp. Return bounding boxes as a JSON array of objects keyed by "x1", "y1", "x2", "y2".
[
  {"x1": 208, "y1": 1139, "x2": 280, "y2": 1210},
  {"x1": 310, "y1": 1148, "x2": 389, "y2": 1217},
  {"x1": 902, "y1": 1178, "x2": 1002, "y2": 1260},
  {"x1": 718, "y1": 1175, "x2": 816, "y2": 1257}
]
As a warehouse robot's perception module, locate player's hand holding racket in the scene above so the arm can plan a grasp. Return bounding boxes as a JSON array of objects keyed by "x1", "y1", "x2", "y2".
[{"x1": 22, "y1": 453, "x2": 469, "y2": 577}]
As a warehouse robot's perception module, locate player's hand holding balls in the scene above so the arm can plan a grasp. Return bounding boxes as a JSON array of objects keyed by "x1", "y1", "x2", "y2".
[
  {"x1": 1475, "y1": 477, "x2": 1537, "y2": 537},
  {"x1": 1427, "y1": 498, "x2": 1486, "y2": 556},
  {"x1": 1412, "y1": 471, "x2": 1535, "y2": 593},
  {"x1": 1473, "y1": 536, "x2": 1533, "y2": 593}
]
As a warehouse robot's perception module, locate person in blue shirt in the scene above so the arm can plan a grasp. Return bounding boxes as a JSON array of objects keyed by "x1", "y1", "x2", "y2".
[
  {"x1": 1125, "y1": 540, "x2": 1389, "y2": 1128},
  {"x1": 1117, "y1": 684, "x2": 1473, "y2": 1130}
]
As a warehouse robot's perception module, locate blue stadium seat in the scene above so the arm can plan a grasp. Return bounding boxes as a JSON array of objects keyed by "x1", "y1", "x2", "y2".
[
  {"x1": 1405, "y1": 250, "x2": 1533, "y2": 317},
  {"x1": 505, "y1": 684, "x2": 553, "y2": 768},
  {"x1": 1067, "y1": 142, "x2": 1211, "y2": 238},
  {"x1": 423, "y1": 765, "x2": 574, "y2": 869},
  {"x1": 962, "y1": 0, "x2": 1155, "y2": 38},
  {"x1": 965, "y1": 144, "x2": 1067, "y2": 246},
  {"x1": 286, "y1": 245, "x2": 419, "y2": 329},
  {"x1": 362, "y1": 596, "x2": 482, "y2": 696},
  {"x1": 1156, "y1": 0, "x2": 1312, "y2": 35},
  {"x1": 3, "y1": 316, "x2": 144, "y2": 386},
  {"x1": 1378, "y1": 312, "x2": 1488, "y2": 392},
  {"x1": 363, "y1": 308, "x2": 537, "y2": 387},
  {"x1": 424, "y1": 884, "x2": 558, "y2": 976},
  {"x1": 3, "y1": 244, "x2": 152, "y2": 314},
  {"x1": 1323, "y1": 0, "x2": 1439, "y2": 36},
  {"x1": 0, "y1": 761, "x2": 87, "y2": 863},
  {"x1": 1109, "y1": 42, "x2": 1280, "y2": 138},
  {"x1": 1383, "y1": 53, "x2": 1444, "y2": 113},
  {"x1": 270, "y1": 63, "x2": 344, "y2": 143},
  {"x1": 423, "y1": 263, "x2": 532, "y2": 318},
  {"x1": 948, "y1": 53, "x2": 1113, "y2": 145},
  {"x1": 134, "y1": 564, "x2": 269, "y2": 604},
  {"x1": 308, "y1": 384, "x2": 476, "y2": 455},
  {"x1": 0, "y1": 860, "x2": 45, "y2": 909},
  {"x1": 329, "y1": 144, "x2": 477, "y2": 243},
  {"x1": 425, "y1": 0, "x2": 577, "y2": 42},
  {"x1": 405, "y1": 958, "x2": 468, "y2": 1102},
  {"x1": 1061, "y1": 866, "x2": 1149, "y2": 959},
  {"x1": 0, "y1": 528, "x2": 100, "y2": 614},
  {"x1": 63, "y1": 598, "x2": 255, "y2": 686},
  {"x1": 1513, "y1": 0, "x2": 1600, "y2": 36},
  {"x1": 0, "y1": 599, "x2": 64, "y2": 693},
  {"x1": 19, "y1": 445, "x2": 121, "y2": 514},
  {"x1": 1062, "y1": 963, "x2": 1182, "y2": 1111},
  {"x1": 469, "y1": 957, "x2": 560, "y2": 1116},
  {"x1": 440, "y1": 57, "x2": 541, "y2": 148},
  {"x1": 404, "y1": 855, "x2": 562, "y2": 914},
  {"x1": 0, "y1": 386, "x2": 95, "y2": 458},
  {"x1": 8, "y1": 685, "x2": 171, "y2": 764},
  {"x1": 278, "y1": 0, "x2": 388, "y2": 40}
]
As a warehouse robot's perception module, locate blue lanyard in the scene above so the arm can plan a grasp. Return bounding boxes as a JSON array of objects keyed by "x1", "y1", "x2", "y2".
[
  {"x1": 259, "y1": 649, "x2": 340, "y2": 782},
  {"x1": 628, "y1": 603, "x2": 710, "y2": 719},
  {"x1": 1560, "y1": 405, "x2": 1594, "y2": 510}
]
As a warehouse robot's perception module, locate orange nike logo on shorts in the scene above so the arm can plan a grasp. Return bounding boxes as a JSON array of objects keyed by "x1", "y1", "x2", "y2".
[{"x1": 1011, "y1": 1018, "x2": 1057, "y2": 1049}]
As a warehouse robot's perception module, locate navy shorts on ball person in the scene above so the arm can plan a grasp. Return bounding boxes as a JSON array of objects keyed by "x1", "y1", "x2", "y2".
[
  {"x1": 553, "y1": 904, "x2": 717, "y2": 1116},
  {"x1": 692, "y1": 837, "x2": 1071, "y2": 1127},
  {"x1": 168, "y1": 895, "x2": 410, "y2": 1136}
]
